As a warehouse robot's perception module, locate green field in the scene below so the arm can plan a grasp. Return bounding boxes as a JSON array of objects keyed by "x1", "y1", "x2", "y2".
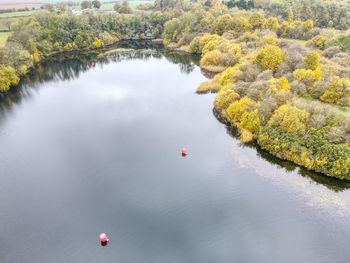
[
  {"x1": 0, "y1": 32, "x2": 11, "y2": 47},
  {"x1": 0, "y1": 10, "x2": 36, "y2": 18}
]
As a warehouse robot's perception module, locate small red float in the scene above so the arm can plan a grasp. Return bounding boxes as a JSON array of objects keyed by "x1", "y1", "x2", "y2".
[
  {"x1": 92, "y1": 62, "x2": 96, "y2": 67},
  {"x1": 99, "y1": 233, "x2": 109, "y2": 243},
  {"x1": 182, "y1": 148, "x2": 187, "y2": 156}
]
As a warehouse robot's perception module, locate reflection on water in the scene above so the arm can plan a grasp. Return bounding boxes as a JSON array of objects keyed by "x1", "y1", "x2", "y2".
[{"x1": 213, "y1": 108, "x2": 350, "y2": 192}]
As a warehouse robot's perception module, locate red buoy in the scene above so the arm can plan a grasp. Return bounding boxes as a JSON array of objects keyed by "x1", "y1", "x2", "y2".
[
  {"x1": 182, "y1": 148, "x2": 187, "y2": 156},
  {"x1": 99, "y1": 233, "x2": 109, "y2": 243},
  {"x1": 92, "y1": 62, "x2": 96, "y2": 67}
]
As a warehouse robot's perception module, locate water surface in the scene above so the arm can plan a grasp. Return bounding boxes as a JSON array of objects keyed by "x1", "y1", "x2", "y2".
[{"x1": 0, "y1": 47, "x2": 350, "y2": 263}]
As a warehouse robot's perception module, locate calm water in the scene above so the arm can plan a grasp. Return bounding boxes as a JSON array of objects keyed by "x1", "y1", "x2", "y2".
[{"x1": 1, "y1": 46, "x2": 350, "y2": 263}]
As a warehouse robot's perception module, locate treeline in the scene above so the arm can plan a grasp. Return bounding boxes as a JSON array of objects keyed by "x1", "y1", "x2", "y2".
[
  {"x1": 222, "y1": 0, "x2": 350, "y2": 30},
  {"x1": 0, "y1": 9, "x2": 170, "y2": 92}
]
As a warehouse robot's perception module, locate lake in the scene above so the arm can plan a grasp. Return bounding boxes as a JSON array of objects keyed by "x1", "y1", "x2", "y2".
[{"x1": 1, "y1": 45, "x2": 350, "y2": 263}]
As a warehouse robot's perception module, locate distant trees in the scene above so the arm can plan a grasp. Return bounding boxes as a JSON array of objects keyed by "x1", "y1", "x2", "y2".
[
  {"x1": 81, "y1": 0, "x2": 92, "y2": 9},
  {"x1": 92, "y1": 0, "x2": 101, "y2": 9},
  {"x1": 114, "y1": 1, "x2": 133, "y2": 14}
]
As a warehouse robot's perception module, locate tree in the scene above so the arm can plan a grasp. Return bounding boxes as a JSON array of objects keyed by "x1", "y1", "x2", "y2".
[
  {"x1": 81, "y1": 0, "x2": 92, "y2": 9},
  {"x1": 114, "y1": 1, "x2": 132, "y2": 14},
  {"x1": 254, "y1": 45, "x2": 283, "y2": 71},
  {"x1": 92, "y1": 0, "x2": 101, "y2": 9}
]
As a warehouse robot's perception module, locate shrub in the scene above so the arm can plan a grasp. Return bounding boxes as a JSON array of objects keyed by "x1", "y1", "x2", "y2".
[
  {"x1": 0, "y1": 65, "x2": 19, "y2": 92},
  {"x1": 309, "y1": 35, "x2": 326, "y2": 49},
  {"x1": 189, "y1": 36, "x2": 201, "y2": 53},
  {"x1": 219, "y1": 65, "x2": 241, "y2": 86},
  {"x1": 320, "y1": 77, "x2": 350, "y2": 106},
  {"x1": 253, "y1": 45, "x2": 283, "y2": 71},
  {"x1": 226, "y1": 97, "x2": 256, "y2": 123},
  {"x1": 263, "y1": 17, "x2": 279, "y2": 32},
  {"x1": 200, "y1": 50, "x2": 222, "y2": 67},
  {"x1": 214, "y1": 88, "x2": 240, "y2": 111},
  {"x1": 249, "y1": 12, "x2": 265, "y2": 29},
  {"x1": 304, "y1": 51, "x2": 320, "y2": 70},
  {"x1": 268, "y1": 104, "x2": 309, "y2": 133}
]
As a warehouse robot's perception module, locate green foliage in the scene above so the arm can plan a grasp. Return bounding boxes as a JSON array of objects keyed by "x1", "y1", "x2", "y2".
[
  {"x1": 258, "y1": 126, "x2": 350, "y2": 179},
  {"x1": 189, "y1": 36, "x2": 201, "y2": 54},
  {"x1": 254, "y1": 45, "x2": 283, "y2": 71}
]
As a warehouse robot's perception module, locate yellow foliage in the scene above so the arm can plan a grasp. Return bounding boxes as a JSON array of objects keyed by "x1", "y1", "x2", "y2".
[
  {"x1": 219, "y1": 64, "x2": 241, "y2": 86},
  {"x1": 226, "y1": 97, "x2": 256, "y2": 123},
  {"x1": 303, "y1": 20, "x2": 314, "y2": 32},
  {"x1": 92, "y1": 37, "x2": 102, "y2": 48},
  {"x1": 197, "y1": 74, "x2": 221, "y2": 94},
  {"x1": 309, "y1": 35, "x2": 326, "y2": 49},
  {"x1": 64, "y1": 43, "x2": 74, "y2": 52},
  {"x1": 214, "y1": 88, "x2": 240, "y2": 111},
  {"x1": 0, "y1": 65, "x2": 19, "y2": 92},
  {"x1": 199, "y1": 33, "x2": 220, "y2": 53},
  {"x1": 263, "y1": 17, "x2": 279, "y2": 32},
  {"x1": 233, "y1": 16, "x2": 251, "y2": 32},
  {"x1": 202, "y1": 39, "x2": 220, "y2": 55},
  {"x1": 320, "y1": 77, "x2": 350, "y2": 105},
  {"x1": 268, "y1": 105, "x2": 309, "y2": 133},
  {"x1": 253, "y1": 45, "x2": 283, "y2": 71},
  {"x1": 258, "y1": 35, "x2": 277, "y2": 47},
  {"x1": 32, "y1": 48, "x2": 40, "y2": 63},
  {"x1": 293, "y1": 68, "x2": 320, "y2": 88},
  {"x1": 240, "y1": 109, "x2": 260, "y2": 134},
  {"x1": 249, "y1": 12, "x2": 265, "y2": 29},
  {"x1": 278, "y1": 77, "x2": 290, "y2": 91},
  {"x1": 238, "y1": 126, "x2": 254, "y2": 143},
  {"x1": 200, "y1": 50, "x2": 222, "y2": 66},
  {"x1": 304, "y1": 51, "x2": 320, "y2": 70},
  {"x1": 279, "y1": 21, "x2": 289, "y2": 38}
]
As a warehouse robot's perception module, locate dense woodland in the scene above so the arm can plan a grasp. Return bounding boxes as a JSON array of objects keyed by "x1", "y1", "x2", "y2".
[{"x1": 0, "y1": 0, "x2": 350, "y2": 179}]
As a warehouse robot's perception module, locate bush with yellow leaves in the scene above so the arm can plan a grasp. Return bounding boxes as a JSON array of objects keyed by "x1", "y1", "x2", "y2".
[
  {"x1": 214, "y1": 88, "x2": 240, "y2": 111},
  {"x1": 320, "y1": 77, "x2": 350, "y2": 105},
  {"x1": 268, "y1": 104, "x2": 309, "y2": 133},
  {"x1": 253, "y1": 45, "x2": 283, "y2": 71}
]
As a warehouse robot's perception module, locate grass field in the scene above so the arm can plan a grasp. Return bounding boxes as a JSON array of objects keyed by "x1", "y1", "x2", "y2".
[
  {"x1": 0, "y1": 10, "x2": 36, "y2": 18},
  {"x1": 0, "y1": 32, "x2": 11, "y2": 47}
]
